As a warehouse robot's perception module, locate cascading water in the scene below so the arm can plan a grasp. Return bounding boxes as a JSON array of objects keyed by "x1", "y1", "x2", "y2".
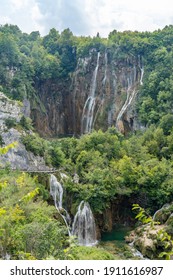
[
  {"x1": 72, "y1": 201, "x2": 97, "y2": 246},
  {"x1": 50, "y1": 175, "x2": 97, "y2": 246},
  {"x1": 140, "y1": 67, "x2": 144, "y2": 86},
  {"x1": 116, "y1": 75, "x2": 136, "y2": 125},
  {"x1": 138, "y1": 55, "x2": 144, "y2": 86},
  {"x1": 50, "y1": 174, "x2": 71, "y2": 235},
  {"x1": 103, "y1": 51, "x2": 108, "y2": 86},
  {"x1": 81, "y1": 52, "x2": 100, "y2": 134},
  {"x1": 116, "y1": 60, "x2": 144, "y2": 131},
  {"x1": 50, "y1": 174, "x2": 63, "y2": 209}
]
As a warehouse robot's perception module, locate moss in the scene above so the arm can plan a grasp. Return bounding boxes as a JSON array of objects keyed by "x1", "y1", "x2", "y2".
[{"x1": 69, "y1": 245, "x2": 116, "y2": 260}]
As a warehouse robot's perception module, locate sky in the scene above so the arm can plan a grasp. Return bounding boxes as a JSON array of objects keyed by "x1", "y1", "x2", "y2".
[{"x1": 1, "y1": 0, "x2": 173, "y2": 37}]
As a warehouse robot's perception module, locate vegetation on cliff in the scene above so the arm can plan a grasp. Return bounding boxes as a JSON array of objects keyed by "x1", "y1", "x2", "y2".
[
  {"x1": 1, "y1": 125, "x2": 173, "y2": 259},
  {"x1": 1, "y1": 24, "x2": 173, "y2": 130},
  {"x1": 1, "y1": 24, "x2": 173, "y2": 259}
]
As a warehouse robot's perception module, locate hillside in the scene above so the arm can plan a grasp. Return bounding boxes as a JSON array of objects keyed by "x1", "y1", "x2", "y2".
[
  {"x1": 0, "y1": 24, "x2": 173, "y2": 135},
  {"x1": 0, "y1": 24, "x2": 173, "y2": 260}
]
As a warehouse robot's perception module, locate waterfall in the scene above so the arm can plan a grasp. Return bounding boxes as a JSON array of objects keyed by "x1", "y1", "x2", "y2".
[
  {"x1": 72, "y1": 69, "x2": 79, "y2": 134},
  {"x1": 81, "y1": 52, "x2": 100, "y2": 134},
  {"x1": 50, "y1": 174, "x2": 63, "y2": 209},
  {"x1": 116, "y1": 76, "x2": 136, "y2": 124},
  {"x1": 50, "y1": 175, "x2": 97, "y2": 246},
  {"x1": 139, "y1": 55, "x2": 144, "y2": 85},
  {"x1": 103, "y1": 51, "x2": 108, "y2": 86},
  {"x1": 140, "y1": 67, "x2": 144, "y2": 85},
  {"x1": 72, "y1": 201, "x2": 97, "y2": 246},
  {"x1": 129, "y1": 241, "x2": 148, "y2": 259},
  {"x1": 50, "y1": 174, "x2": 71, "y2": 235}
]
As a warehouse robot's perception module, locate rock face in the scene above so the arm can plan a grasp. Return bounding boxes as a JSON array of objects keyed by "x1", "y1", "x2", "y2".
[
  {"x1": 32, "y1": 50, "x2": 144, "y2": 136},
  {"x1": 0, "y1": 92, "x2": 51, "y2": 171},
  {"x1": 0, "y1": 92, "x2": 21, "y2": 130},
  {"x1": 126, "y1": 203, "x2": 173, "y2": 259}
]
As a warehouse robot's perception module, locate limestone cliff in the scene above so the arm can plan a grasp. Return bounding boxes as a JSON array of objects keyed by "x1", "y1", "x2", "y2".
[
  {"x1": 0, "y1": 92, "x2": 51, "y2": 171},
  {"x1": 32, "y1": 49, "x2": 144, "y2": 136}
]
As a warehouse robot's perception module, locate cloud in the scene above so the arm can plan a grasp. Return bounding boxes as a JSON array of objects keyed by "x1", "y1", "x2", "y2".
[
  {"x1": 0, "y1": 16, "x2": 11, "y2": 25},
  {"x1": 10, "y1": 0, "x2": 29, "y2": 10},
  {"x1": 36, "y1": 0, "x2": 90, "y2": 35},
  {"x1": 1, "y1": 0, "x2": 173, "y2": 37},
  {"x1": 0, "y1": 0, "x2": 45, "y2": 34},
  {"x1": 81, "y1": 0, "x2": 173, "y2": 36}
]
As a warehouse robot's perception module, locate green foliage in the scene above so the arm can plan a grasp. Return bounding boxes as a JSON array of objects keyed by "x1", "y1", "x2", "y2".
[
  {"x1": 19, "y1": 116, "x2": 33, "y2": 130},
  {"x1": 66, "y1": 245, "x2": 115, "y2": 260},
  {"x1": 5, "y1": 117, "x2": 17, "y2": 129},
  {"x1": 0, "y1": 23, "x2": 173, "y2": 126},
  {"x1": 21, "y1": 134, "x2": 65, "y2": 167},
  {"x1": 159, "y1": 114, "x2": 173, "y2": 135},
  {"x1": 0, "y1": 171, "x2": 68, "y2": 260},
  {"x1": 132, "y1": 204, "x2": 153, "y2": 224},
  {"x1": 132, "y1": 204, "x2": 173, "y2": 259},
  {"x1": 59, "y1": 126, "x2": 173, "y2": 214},
  {"x1": 22, "y1": 134, "x2": 47, "y2": 157},
  {"x1": 157, "y1": 230, "x2": 173, "y2": 260},
  {"x1": 0, "y1": 142, "x2": 17, "y2": 155},
  {"x1": 1, "y1": 24, "x2": 173, "y2": 259}
]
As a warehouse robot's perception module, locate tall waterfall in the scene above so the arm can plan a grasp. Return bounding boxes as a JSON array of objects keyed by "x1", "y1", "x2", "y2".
[
  {"x1": 103, "y1": 51, "x2": 108, "y2": 86},
  {"x1": 72, "y1": 201, "x2": 97, "y2": 246},
  {"x1": 116, "y1": 60, "x2": 144, "y2": 130},
  {"x1": 139, "y1": 55, "x2": 144, "y2": 85},
  {"x1": 140, "y1": 67, "x2": 144, "y2": 85},
  {"x1": 116, "y1": 75, "x2": 136, "y2": 125},
  {"x1": 50, "y1": 174, "x2": 71, "y2": 235},
  {"x1": 81, "y1": 52, "x2": 100, "y2": 134}
]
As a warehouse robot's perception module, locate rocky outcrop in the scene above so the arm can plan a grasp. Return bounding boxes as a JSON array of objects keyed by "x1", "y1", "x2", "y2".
[
  {"x1": 32, "y1": 50, "x2": 144, "y2": 136},
  {"x1": 126, "y1": 203, "x2": 173, "y2": 259},
  {"x1": 0, "y1": 91, "x2": 21, "y2": 130},
  {"x1": 0, "y1": 92, "x2": 51, "y2": 171}
]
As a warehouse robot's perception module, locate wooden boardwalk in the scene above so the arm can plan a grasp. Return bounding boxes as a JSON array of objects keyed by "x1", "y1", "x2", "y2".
[{"x1": 0, "y1": 167, "x2": 58, "y2": 173}]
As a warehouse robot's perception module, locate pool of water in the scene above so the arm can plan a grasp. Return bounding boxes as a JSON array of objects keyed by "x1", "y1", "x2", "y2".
[
  {"x1": 100, "y1": 224, "x2": 144, "y2": 259},
  {"x1": 101, "y1": 224, "x2": 131, "y2": 242}
]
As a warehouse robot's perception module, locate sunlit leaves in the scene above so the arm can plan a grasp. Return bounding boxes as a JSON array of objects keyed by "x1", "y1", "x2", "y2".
[
  {"x1": 0, "y1": 207, "x2": 6, "y2": 216},
  {"x1": 0, "y1": 141, "x2": 17, "y2": 155},
  {"x1": 20, "y1": 187, "x2": 40, "y2": 203}
]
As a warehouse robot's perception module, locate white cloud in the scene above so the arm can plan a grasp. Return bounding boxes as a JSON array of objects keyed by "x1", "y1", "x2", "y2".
[
  {"x1": 0, "y1": 16, "x2": 11, "y2": 25},
  {"x1": 1, "y1": 0, "x2": 173, "y2": 37},
  {"x1": 80, "y1": 0, "x2": 173, "y2": 37},
  {"x1": 10, "y1": 0, "x2": 29, "y2": 10},
  {"x1": 31, "y1": 2, "x2": 45, "y2": 34}
]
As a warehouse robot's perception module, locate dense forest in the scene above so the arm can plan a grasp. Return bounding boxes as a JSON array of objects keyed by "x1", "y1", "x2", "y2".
[{"x1": 0, "y1": 24, "x2": 173, "y2": 260}]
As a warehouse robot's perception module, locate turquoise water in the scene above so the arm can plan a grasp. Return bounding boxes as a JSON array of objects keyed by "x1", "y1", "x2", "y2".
[
  {"x1": 101, "y1": 225, "x2": 143, "y2": 259},
  {"x1": 101, "y1": 225, "x2": 131, "y2": 242},
  {"x1": 100, "y1": 225, "x2": 135, "y2": 259}
]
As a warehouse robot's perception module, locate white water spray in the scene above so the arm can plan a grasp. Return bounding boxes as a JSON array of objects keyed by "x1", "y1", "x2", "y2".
[
  {"x1": 103, "y1": 51, "x2": 108, "y2": 86},
  {"x1": 82, "y1": 52, "x2": 100, "y2": 133},
  {"x1": 116, "y1": 74, "x2": 137, "y2": 126},
  {"x1": 72, "y1": 201, "x2": 97, "y2": 246},
  {"x1": 50, "y1": 174, "x2": 63, "y2": 209},
  {"x1": 140, "y1": 67, "x2": 144, "y2": 85},
  {"x1": 50, "y1": 175, "x2": 97, "y2": 246},
  {"x1": 50, "y1": 174, "x2": 71, "y2": 235}
]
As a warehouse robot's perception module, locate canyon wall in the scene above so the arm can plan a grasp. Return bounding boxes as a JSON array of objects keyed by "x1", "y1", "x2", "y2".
[
  {"x1": 32, "y1": 49, "x2": 144, "y2": 136},
  {"x1": 0, "y1": 92, "x2": 52, "y2": 171}
]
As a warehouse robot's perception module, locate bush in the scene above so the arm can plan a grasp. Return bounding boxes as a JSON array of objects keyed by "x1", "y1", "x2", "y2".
[
  {"x1": 5, "y1": 117, "x2": 17, "y2": 128},
  {"x1": 19, "y1": 116, "x2": 33, "y2": 130},
  {"x1": 22, "y1": 134, "x2": 46, "y2": 157}
]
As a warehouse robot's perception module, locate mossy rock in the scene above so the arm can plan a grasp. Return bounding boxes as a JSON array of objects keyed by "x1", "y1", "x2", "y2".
[{"x1": 153, "y1": 203, "x2": 173, "y2": 224}]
